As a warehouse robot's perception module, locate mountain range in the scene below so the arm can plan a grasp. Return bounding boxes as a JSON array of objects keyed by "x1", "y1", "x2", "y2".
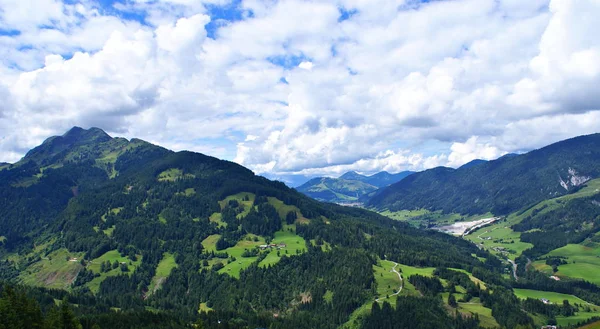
[
  {"x1": 368, "y1": 134, "x2": 600, "y2": 215},
  {"x1": 296, "y1": 170, "x2": 414, "y2": 203},
  {"x1": 2, "y1": 127, "x2": 600, "y2": 329}
]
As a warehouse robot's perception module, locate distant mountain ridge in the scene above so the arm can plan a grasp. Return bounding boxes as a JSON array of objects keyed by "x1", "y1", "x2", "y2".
[
  {"x1": 367, "y1": 133, "x2": 600, "y2": 215},
  {"x1": 297, "y1": 170, "x2": 414, "y2": 203}
]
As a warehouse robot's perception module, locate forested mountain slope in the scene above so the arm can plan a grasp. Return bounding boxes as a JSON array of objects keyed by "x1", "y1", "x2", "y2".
[
  {"x1": 0, "y1": 127, "x2": 505, "y2": 329},
  {"x1": 368, "y1": 134, "x2": 600, "y2": 215}
]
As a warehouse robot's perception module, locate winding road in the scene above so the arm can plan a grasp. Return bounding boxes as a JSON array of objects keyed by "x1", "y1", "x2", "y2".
[{"x1": 375, "y1": 261, "x2": 403, "y2": 303}]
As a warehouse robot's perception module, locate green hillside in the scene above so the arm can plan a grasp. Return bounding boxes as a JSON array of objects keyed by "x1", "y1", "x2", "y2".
[{"x1": 0, "y1": 127, "x2": 508, "y2": 329}]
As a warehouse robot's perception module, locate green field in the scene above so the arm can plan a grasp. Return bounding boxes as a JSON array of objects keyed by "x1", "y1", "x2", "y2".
[
  {"x1": 157, "y1": 168, "x2": 194, "y2": 182},
  {"x1": 458, "y1": 298, "x2": 499, "y2": 328},
  {"x1": 379, "y1": 209, "x2": 431, "y2": 224},
  {"x1": 216, "y1": 234, "x2": 265, "y2": 278},
  {"x1": 86, "y1": 250, "x2": 143, "y2": 293},
  {"x1": 258, "y1": 228, "x2": 308, "y2": 267},
  {"x1": 148, "y1": 253, "x2": 177, "y2": 295},
  {"x1": 373, "y1": 260, "x2": 402, "y2": 305},
  {"x1": 18, "y1": 248, "x2": 84, "y2": 290},
  {"x1": 267, "y1": 197, "x2": 309, "y2": 223},
  {"x1": 201, "y1": 234, "x2": 221, "y2": 252},
  {"x1": 449, "y1": 268, "x2": 488, "y2": 290},
  {"x1": 208, "y1": 212, "x2": 226, "y2": 227},
  {"x1": 513, "y1": 289, "x2": 599, "y2": 307},
  {"x1": 533, "y1": 243, "x2": 600, "y2": 285},
  {"x1": 464, "y1": 220, "x2": 532, "y2": 261}
]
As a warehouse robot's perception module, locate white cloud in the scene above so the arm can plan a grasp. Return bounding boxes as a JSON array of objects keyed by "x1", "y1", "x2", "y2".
[{"x1": 0, "y1": 0, "x2": 599, "y2": 180}]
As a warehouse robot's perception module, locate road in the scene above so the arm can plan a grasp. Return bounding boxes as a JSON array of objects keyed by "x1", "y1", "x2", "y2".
[
  {"x1": 507, "y1": 259, "x2": 518, "y2": 280},
  {"x1": 375, "y1": 261, "x2": 403, "y2": 303}
]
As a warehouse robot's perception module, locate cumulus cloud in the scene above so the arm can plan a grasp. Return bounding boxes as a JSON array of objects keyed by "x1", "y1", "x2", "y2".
[{"x1": 0, "y1": 0, "x2": 599, "y2": 179}]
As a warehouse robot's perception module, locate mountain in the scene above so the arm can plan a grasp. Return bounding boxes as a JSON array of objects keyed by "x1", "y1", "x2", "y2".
[
  {"x1": 367, "y1": 133, "x2": 600, "y2": 215},
  {"x1": 458, "y1": 159, "x2": 487, "y2": 169},
  {"x1": 297, "y1": 170, "x2": 414, "y2": 203},
  {"x1": 296, "y1": 176, "x2": 378, "y2": 203},
  {"x1": 364, "y1": 171, "x2": 414, "y2": 187},
  {"x1": 0, "y1": 127, "x2": 501, "y2": 329}
]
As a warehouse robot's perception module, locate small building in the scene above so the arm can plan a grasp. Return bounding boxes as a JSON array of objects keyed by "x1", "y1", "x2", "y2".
[
  {"x1": 541, "y1": 326, "x2": 557, "y2": 329},
  {"x1": 550, "y1": 275, "x2": 561, "y2": 281},
  {"x1": 540, "y1": 298, "x2": 551, "y2": 304},
  {"x1": 259, "y1": 244, "x2": 269, "y2": 250}
]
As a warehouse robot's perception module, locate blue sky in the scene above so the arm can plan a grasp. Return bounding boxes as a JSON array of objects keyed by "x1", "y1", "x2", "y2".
[{"x1": 0, "y1": 0, "x2": 599, "y2": 185}]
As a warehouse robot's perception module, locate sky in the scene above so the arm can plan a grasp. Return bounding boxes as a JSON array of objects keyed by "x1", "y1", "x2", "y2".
[{"x1": 0, "y1": 0, "x2": 599, "y2": 185}]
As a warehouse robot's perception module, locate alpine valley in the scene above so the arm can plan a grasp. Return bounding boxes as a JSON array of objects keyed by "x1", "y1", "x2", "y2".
[{"x1": 1, "y1": 128, "x2": 600, "y2": 329}]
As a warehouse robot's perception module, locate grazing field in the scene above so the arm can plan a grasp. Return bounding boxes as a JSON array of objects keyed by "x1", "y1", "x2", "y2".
[
  {"x1": 449, "y1": 268, "x2": 487, "y2": 290},
  {"x1": 397, "y1": 263, "x2": 435, "y2": 278},
  {"x1": 86, "y1": 250, "x2": 143, "y2": 293},
  {"x1": 18, "y1": 248, "x2": 84, "y2": 290},
  {"x1": 259, "y1": 228, "x2": 307, "y2": 267},
  {"x1": 217, "y1": 234, "x2": 265, "y2": 278},
  {"x1": 464, "y1": 221, "x2": 532, "y2": 261},
  {"x1": 533, "y1": 243, "x2": 600, "y2": 285},
  {"x1": 373, "y1": 260, "x2": 402, "y2": 305},
  {"x1": 558, "y1": 312, "x2": 600, "y2": 327},
  {"x1": 268, "y1": 197, "x2": 309, "y2": 223},
  {"x1": 379, "y1": 209, "x2": 431, "y2": 222},
  {"x1": 513, "y1": 289, "x2": 598, "y2": 307},
  {"x1": 201, "y1": 234, "x2": 221, "y2": 252},
  {"x1": 157, "y1": 168, "x2": 194, "y2": 182},
  {"x1": 458, "y1": 298, "x2": 499, "y2": 328},
  {"x1": 148, "y1": 252, "x2": 177, "y2": 295},
  {"x1": 208, "y1": 212, "x2": 226, "y2": 227}
]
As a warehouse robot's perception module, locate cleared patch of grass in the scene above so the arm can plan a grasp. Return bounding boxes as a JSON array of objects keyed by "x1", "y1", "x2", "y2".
[
  {"x1": 458, "y1": 299, "x2": 499, "y2": 328},
  {"x1": 148, "y1": 252, "x2": 177, "y2": 295},
  {"x1": 379, "y1": 209, "x2": 430, "y2": 222},
  {"x1": 558, "y1": 313, "x2": 600, "y2": 327},
  {"x1": 198, "y1": 303, "x2": 213, "y2": 313},
  {"x1": 217, "y1": 235, "x2": 265, "y2": 278},
  {"x1": 373, "y1": 260, "x2": 401, "y2": 305},
  {"x1": 201, "y1": 234, "x2": 221, "y2": 252},
  {"x1": 536, "y1": 243, "x2": 600, "y2": 285},
  {"x1": 267, "y1": 197, "x2": 310, "y2": 223},
  {"x1": 208, "y1": 213, "x2": 226, "y2": 227},
  {"x1": 464, "y1": 220, "x2": 532, "y2": 261},
  {"x1": 86, "y1": 250, "x2": 142, "y2": 294},
  {"x1": 513, "y1": 289, "x2": 599, "y2": 307},
  {"x1": 102, "y1": 226, "x2": 115, "y2": 237},
  {"x1": 157, "y1": 168, "x2": 194, "y2": 182},
  {"x1": 259, "y1": 228, "x2": 308, "y2": 267},
  {"x1": 18, "y1": 248, "x2": 84, "y2": 290},
  {"x1": 449, "y1": 268, "x2": 487, "y2": 290}
]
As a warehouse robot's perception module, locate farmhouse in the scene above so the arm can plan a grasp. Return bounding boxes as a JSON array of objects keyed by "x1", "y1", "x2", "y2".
[{"x1": 540, "y1": 298, "x2": 551, "y2": 304}]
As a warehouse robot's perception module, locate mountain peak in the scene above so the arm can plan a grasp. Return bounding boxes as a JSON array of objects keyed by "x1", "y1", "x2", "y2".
[
  {"x1": 61, "y1": 126, "x2": 111, "y2": 141},
  {"x1": 339, "y1": 171, "x2": 366, "y2": 180},
  {"x1": 24, "y1": 127, "x2": 113, "y2": 164}
]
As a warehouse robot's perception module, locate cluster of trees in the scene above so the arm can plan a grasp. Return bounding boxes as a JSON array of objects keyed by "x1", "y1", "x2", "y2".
[{"x1": 361, "y1": 297, "x2": 480, "y2": 329}]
